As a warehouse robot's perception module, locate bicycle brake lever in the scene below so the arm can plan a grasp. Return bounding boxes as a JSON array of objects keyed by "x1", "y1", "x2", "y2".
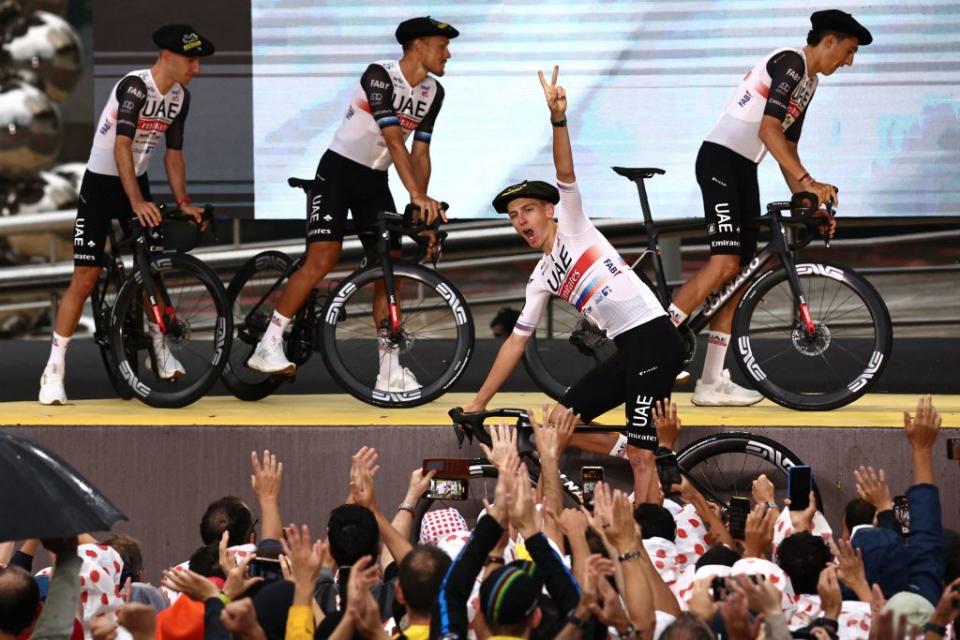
[{"x1": 453, "y1": 423, "x2": 471, "y2": 449}]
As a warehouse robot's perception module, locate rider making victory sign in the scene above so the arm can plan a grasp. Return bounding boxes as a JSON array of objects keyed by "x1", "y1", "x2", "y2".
[
  {"x1": 667, "y1": 9, "x2": 869, "y2": 406},
  {"x1": 39, "y1": 24, "x2": 214, "y2": 405},
  {"x1": 462, "y1": 67, "x2": 685, "y2": 498},
  {"x1": 246, "y1": 17, "x2": 458, "y2": 393}
]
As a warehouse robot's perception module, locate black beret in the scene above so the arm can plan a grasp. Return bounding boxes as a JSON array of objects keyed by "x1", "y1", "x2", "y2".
[
  {"x1": 492, "y1": 180, "x2": 560, "y2": 213},
  {"x1": 152, "y1": 24, "x2": 216, "y2": 57},
  {"x1": 810, "y1": 9, "x2": 873, "y2": 45},
  {"x1": 395, "y1": 16, "x2": 460, "y2": 45}
]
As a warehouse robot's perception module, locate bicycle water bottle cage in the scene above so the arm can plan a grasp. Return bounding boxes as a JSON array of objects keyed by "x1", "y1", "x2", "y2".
[{"x1": 611, "y1": 167, "x2": 666, "y2": 181}]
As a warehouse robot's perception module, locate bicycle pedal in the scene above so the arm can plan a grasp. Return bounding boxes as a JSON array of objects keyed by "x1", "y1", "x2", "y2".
[{"x1": 675, "y1": 370, "x2": 691, "y2": 385}]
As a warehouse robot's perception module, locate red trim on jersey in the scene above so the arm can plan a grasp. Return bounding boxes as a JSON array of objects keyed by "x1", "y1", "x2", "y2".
[
  {"x1": 557, "y1": 245, "x2": 604, "y2": 302},
  {"x1": 357, "y1": 100, "x2": 372, "y2": 114},
  {"x1": 755, "y1": 82, "x2": 770, "y2": 99}
]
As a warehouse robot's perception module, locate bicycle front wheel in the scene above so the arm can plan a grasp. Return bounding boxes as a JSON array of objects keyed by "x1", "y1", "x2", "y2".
[
  {"x1": 92, "y1": 265, "x2": 135, "y2": 400},
  {"x1": 733, "y1": 261, "x2": 892, "y2": 411},
  {"x1": 677, "y1": 432, "x2": 821, "y2": 509},
  {"x1": 222, "y1": 251, "x2": 295, "y2": 401},
  {"x1": 319, "y1": 262, "x2": 474, "y2": 408},
  {"x1": 110, "y1": 253, "x2": 232, "y2": 408}
]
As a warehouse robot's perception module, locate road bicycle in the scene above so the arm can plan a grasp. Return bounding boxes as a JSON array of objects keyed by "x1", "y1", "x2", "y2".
[
  {"x1": 222, "y1": 177, "x2": 475, "y2": 408},
  {"x1": 90, "y1": 205, "x2": 232, "y2": 408},
  {"x1": 411, "y1": 407, "x2": 822, "y2": 540},
  {"x1": 523, "y1": 167, "x2": 892, "y2": 411}
]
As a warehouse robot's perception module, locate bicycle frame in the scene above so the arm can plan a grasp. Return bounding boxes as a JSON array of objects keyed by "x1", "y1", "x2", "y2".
[
  {"x1": 240, "y1": 210, "x2": 436, "y2": 361},
  {"x1": 631, "y1": 176, "x2": 819, "y2": 340}
]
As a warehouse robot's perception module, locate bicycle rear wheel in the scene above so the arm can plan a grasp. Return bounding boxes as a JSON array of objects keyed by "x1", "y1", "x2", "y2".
[
  {"x1": 110, "y1": 253, "x2": 232, "y2": 408},
  {"x1": 733, "y1": 261, "x2": 892, "y2": 410},
  {"x1": 677, "y1": 432, "x2": 821, "y2": 509},
  {"x1": 319, "y1": 262, "x2": 474, "y2": 408},
  {"x1": 221, "y1": 251, "x2": 294, "y2": 401}
]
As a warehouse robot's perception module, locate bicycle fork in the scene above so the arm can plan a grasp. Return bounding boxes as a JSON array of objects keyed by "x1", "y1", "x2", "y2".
[
  {"x1": 768, "y1": 211, "x2": 817, "y2": 336},
  {"x1": 134, "y1": 238, "x2": 176, "y2": 334},
  {"x1": 374, "y1": 220, "x2": 403, "y2": 335}
]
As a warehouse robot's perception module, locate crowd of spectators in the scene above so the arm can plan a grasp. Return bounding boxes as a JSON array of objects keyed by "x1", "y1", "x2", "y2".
[{"x1": 1, "y1": 396, "x2": 957, "y2": 640}]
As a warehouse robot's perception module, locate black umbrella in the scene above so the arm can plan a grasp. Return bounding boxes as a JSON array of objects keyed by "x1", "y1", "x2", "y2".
[{"x1": 0, "y1": 430, "x2": 126, "y2": 541}]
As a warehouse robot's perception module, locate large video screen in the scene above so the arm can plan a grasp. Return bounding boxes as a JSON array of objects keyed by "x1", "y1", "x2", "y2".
[{"x1": 252, "y1": 1, "x2": 959, "y2": 220}]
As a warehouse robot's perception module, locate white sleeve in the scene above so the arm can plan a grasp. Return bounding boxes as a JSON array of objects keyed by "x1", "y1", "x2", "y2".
[
  {"x1": 556, "y1": 179, "x2": 591, "y2": 235},
  {"x1": 512, "y1": 277, "x2": 550, "y2": 337}
]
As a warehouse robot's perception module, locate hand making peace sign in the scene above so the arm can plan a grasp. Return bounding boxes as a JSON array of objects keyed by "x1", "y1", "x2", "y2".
[{"x1": 538, "y1": 65, "x2": 567, "y2": 119}]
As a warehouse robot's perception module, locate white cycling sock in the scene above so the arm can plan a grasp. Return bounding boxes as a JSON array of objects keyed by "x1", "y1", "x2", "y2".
[
  {"x1": 667, "y1": 303, "x2": 688, "y2": 327},
  {"x1": 701, "y1": 331, "x2": 730, "y2": 385},
  {"x1": 262, "y1": 310, "x2": 291, "y2": 344},
  {"x1": 46, "y1": 332, "x2": 71, "y2": 368},
  {"x1": 378, "y1": 343, "x2": 401, "y2": 377}
]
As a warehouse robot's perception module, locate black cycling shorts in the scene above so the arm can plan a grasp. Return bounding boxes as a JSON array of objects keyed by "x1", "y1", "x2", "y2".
[
  {"x1": 562, "y1": 316, "x2": 684, "y2": 451},
  {"x1": 696, "y1": 142, "x2": 760, "y2": 266},
  {"x1": 307, "y1": 150, "x2": 400, "y2": 253},
  {"x1": 73, "y1": 170, "x2": 160, "y2": 267}
]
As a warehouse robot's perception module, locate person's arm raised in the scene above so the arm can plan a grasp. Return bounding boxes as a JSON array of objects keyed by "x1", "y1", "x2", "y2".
[
  {"x1": 251, "y1": 449, "x2": 284, "y2": 541},
  {"x1": 463, "y1": 330, "x2": 529, "y2": 412},
  {"x1": 538, "y1": 65, "x2": 575, "y2": 183}
]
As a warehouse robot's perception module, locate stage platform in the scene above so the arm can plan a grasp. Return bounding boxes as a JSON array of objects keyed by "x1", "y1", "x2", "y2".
[
  {"x1": 5, "y1": 392, "x2": 959, "y2": 428},
  {"x1": 4, "y1": 392, "x2": 958, "y2": 581}
]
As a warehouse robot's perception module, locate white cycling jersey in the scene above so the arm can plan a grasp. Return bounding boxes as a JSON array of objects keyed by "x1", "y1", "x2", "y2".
[
  {"x1": 328, "y1": 59, "x2": 444, "y2": 171},
  {"x1": 705, "y1": 48, "x2": 818, "y2": 163},
  {"x1": 513, "y1": 181, "x2": 665, "y2": 340},
  {"x1": 87, "y1": 69, "x2": 189, "y2": 177}
]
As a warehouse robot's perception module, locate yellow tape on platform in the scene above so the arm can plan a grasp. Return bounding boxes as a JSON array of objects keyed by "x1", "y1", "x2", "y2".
[{"x1": 3, "y1": 393, "x2": 959, "y2": 428}]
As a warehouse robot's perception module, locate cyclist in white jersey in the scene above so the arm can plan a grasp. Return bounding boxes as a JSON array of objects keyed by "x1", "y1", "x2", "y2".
[
  {"x1": 666, "y1": 9, "x2": 868, "y2": 406},
  {"x1": 462, "y1": 67, "x2": 685, "y2": 500},
  {"x1": 247, "y1": 17, "x2": 457, "y2": 392},
  {"x1": 38, "y1": 24, "x2": 214, "y2": 405}
]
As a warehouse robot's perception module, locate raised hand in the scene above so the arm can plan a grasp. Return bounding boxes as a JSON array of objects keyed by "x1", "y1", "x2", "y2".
[
  {"x1": 223, "y1": 555, "x2": 265, "y2": 601},
  {"x1": 345, "y1": 555, "x2": 384, "y2": 635},
  {"x1": 280, "y1": 523, "x2": 327, "y2": 589},
  {"x1": 537, "y1": 65, "x2": 567, "y2": 119},
  {"x1": 250, "y1": 449, "x2": 283, "y2": 501},
  {"x1": 220, "y1": 598, "x2": 268, "y2": 640},
  {"x1": 829, "y1": 537, "x2": 869, "y2": 600},
  {"x1": 816, "y1": 565, "x2": 842, "y2": 621},
  {"x1": 160, "y1": 566, "x2": 219, "y2": 602},
  {"x1": 727, "y1": 574, "x2": 782, "y2": 619},
  {"x1": 743, "y1": 503, "x2": 777, "y2": 558},
  {"x1": 508, "y1": 462, "x2": 541, "y2": 538},
  {"x1": 904, "y1": 394, "x2": 941, "y2": 451},
  {"x1": 605, "y1": 489, "x2": 639, "y2": 553},
  {"x1": 403, "y1": 467, "x2": 435, "y2": 504},
  {"x1": 752, "y1": 473, "x2": 776, "y2": 505},
  {"x1": 483, "y1": 449, "x2": 519, "y2": 528},
  {"x1": 478, "y1": 419, "x2": 517, "y2": 470},
  {"x1": 653, "y1": 399, "x2": 681, "y2": 449},
  {"x1": 349, "y1": 447, "x2": 378, "y2": 510},
  {"x1": 786, "y1": 491, "x2": 818, "y2": 533},
  {"x1": 117, "y1": 603, "x2": 156, "y2": 639},
  {"x1": 854, "y1": 466, "x2": 893, "y2": 511},
  {"x1": 718, "y1": 588, "x2": 765, "y2": 640}
]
